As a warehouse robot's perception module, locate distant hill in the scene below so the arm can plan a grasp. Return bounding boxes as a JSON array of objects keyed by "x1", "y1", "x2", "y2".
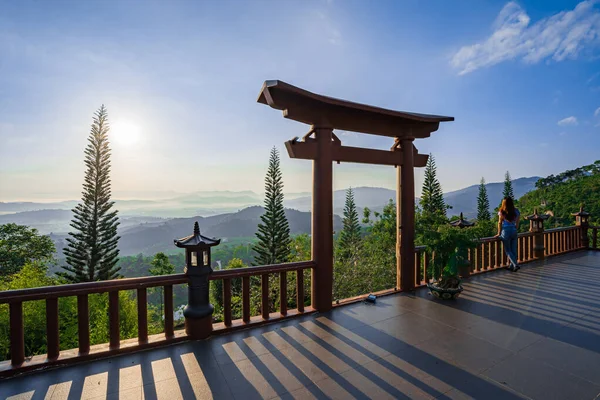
[
  {"x1": 283, "y1": 178, "x2": 540, "y2": 218},
  {"x1": 518, "y1": 161, "x2": 600, "y2": 227},
  {"x1": 114, "y1": 206, "x2": 342, "y2": 256},
  {"x1": 444, "y1": 177, "x2": 540, "y2": 218},
  {"x1": 0, "y1": 210, "x2": 167, "y2": 235},
  {"x1": 284, "y1": 187, "x2": 400, "y2": 216}
]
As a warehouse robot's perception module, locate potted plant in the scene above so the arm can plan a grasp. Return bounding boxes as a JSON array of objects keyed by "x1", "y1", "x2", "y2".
[{"x1": 423, "y1": 224, "x2": 478, "y2": 300}]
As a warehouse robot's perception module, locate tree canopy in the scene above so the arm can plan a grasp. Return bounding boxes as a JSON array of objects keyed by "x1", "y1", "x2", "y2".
[{"x1": 0, "y1": 223, "x2": 55, "y2": 277}]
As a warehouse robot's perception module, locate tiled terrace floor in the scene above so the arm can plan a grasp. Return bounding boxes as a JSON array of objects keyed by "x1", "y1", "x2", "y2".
[{"x1": 2, "y1": 251, "x2": 600, "y2": 400}]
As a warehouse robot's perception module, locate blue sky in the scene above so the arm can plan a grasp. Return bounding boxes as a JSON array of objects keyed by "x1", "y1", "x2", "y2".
[{"x1": 1, "y1": 0, "x2": 599, "y2": 201}]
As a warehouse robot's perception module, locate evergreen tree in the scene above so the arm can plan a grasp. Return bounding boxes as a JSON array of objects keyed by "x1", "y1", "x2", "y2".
[
  {"x1": 477, "y1": 177, "x2": 491, "y2": 221},
  {"x1": 503, "y1": 171, "x2": 515, "y2": 199},
  {"x1": 60, "y1": 106, "x2": 120, "y2": 282},
  {"x1": 337, "y1": 188, "x2": 361, "y2": 260},
  {"x1": 419, "y1": 154, "x2": 447, "y2": 222},
  {"x1": 253, "y1": 147, "x2": 291, "y2": 265}
]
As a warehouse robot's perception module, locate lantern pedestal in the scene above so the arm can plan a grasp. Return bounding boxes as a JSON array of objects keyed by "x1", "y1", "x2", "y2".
[
  {"x1": 183, "y1": 266, "x2": 214, "y2": 340},
  {"x1": 573, "y1": 205, "x2": 591, "y2": 249},
  {"x1": 526, "y1": 209, "x2": 549, "y2": 261}
]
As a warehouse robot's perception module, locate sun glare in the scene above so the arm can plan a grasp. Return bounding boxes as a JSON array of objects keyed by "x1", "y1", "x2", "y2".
[{"x1": 110, "y1": 120, "x2": 142, "y2": 146}]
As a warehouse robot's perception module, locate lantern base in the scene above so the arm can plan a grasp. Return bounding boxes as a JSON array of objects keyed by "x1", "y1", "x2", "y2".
[{"x1": 185, "y1": 315, "x2": 213, "y2": 340}]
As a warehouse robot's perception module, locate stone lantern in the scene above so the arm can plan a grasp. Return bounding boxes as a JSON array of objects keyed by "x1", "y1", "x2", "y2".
[
  {"x1": 572, "y1": 204, "x2": 591, "y2": 248},
  {"x1": 174, "y1": 221, "x2": 221, "y2": 339},
  {"x1": 450, "y1": 212, "x2": 475, "y2": 278},
  {"x1": 526, "y1": 208, "x2": 549, "y2": 259}
]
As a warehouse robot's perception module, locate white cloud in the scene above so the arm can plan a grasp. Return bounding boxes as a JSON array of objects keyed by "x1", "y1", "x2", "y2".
[
  {"x1": 595, "y1": 106, "x2": 600, "y2": 116},
  {"x1": 558, "y1": 116, "x2": 579, "y2": 126},
  {"x1": 451, "y1": 1, "x2": 600, "y2": 75}
]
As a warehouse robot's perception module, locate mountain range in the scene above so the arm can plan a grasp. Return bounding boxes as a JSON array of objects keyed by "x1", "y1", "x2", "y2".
[{"x1": 1, "y1": 177, "x2": 539, "y2": 255}]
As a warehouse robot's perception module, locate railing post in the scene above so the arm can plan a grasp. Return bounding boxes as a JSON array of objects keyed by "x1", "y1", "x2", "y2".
[
  {"x1": 109, "y1": 291, "x2": 120, "y2": 350},
  {"x1": 9, "y1": 301, "x2": 24, "y2": 367},
  {"x1": 137, "y1": 288, "x2": 148, "y2": 344},
  {"x1": 77, "y1": 294, "x2": 90, "y2": 354},
  {"x1": 46, "y1": 298, "x2": 60, "y2": 360}
]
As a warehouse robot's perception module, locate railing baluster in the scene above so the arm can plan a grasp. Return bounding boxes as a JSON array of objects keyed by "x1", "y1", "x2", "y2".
[
  {"x1": 242, "y1": 276, "x2": 250, "y2": 323},
  {"x1": 10, "y1": 301, "x2": 24, "y2": 366},
  {"x1": 46, "y1": 298, "x2": 59, "y2": 360},
  {"x1": 593, "y1": 228, "x2": 598, "y2": 249},
  {"x1": 77, "y1": 294, "x2": 90, "y2": 354},
  {"x1": 296, "y1": 269, "x2": 304, "y2": 313},
  {"x1": 475, "y1": 244, "x2": 481, "y2": 272},
  {"x1": 164, "y1": 285, "x2": 174, "y2": 338},
  {"x1": 137, "y1": 288, "x2": 148, "y2": 344},
  {"x1": 414, "y1": 251, "x2": 421, "y2": 285},
  {"x1": 223, "y1": 278, "x2": 232, "y2": 327},
  {"x1": 518, "y1": 236, "x2": 524, "y2": 262},
  {"x1": 496, "y1": 240, "x2": 503, "y2": 267},
  {"x1": 423, "y1": 252, "x2": 430, "y2": 280},
  {"x1": 280, "y1": 271, "x2": 287, "y2": 316},
  {"x1": 109, "y1": 291, "x2": 120, "y2": 349},
  {"x1": 261, "y1": 274, "x2": 269, "y2": 320}
]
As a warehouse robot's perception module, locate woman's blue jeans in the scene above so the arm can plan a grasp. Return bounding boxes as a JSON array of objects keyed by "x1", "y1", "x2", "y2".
[{"x1": 500, "y1": 225, "x2": 518, "y2": 268}]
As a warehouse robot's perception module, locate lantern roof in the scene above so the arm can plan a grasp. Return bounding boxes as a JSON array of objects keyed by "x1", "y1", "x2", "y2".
[
  {"x1": 572, "y1": 205, "x2": 590, "y2": 217},
  {"x1": 525, "y1": 208, "x2": 550, "y2": 222},
  {"x1": 174, "y1": 222, "x2": 221, "y2": 248},
  {"x1": 450, "y1": 212, "x2": 475, "y2": 228}
]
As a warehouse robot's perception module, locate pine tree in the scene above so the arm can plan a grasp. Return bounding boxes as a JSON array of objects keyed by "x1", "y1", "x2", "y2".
[
  {"x1": 59, "y1": 106, "x2": 120, "y2": 282},
  {"x1": 503, "y1": 171, "x2": 515, "y2": 199},
  {"x1": 477, "y1": 177, "x2": 491, "y2": 221},
  {"x1": 253, "y1": 147, "x2": 291, "y2": 265},
  {"x1": 420, "y1": 154, "x2": 447, "y2": 220},
  {"x1": 337, "y1": 188, "x2": 361, "y2": 260}
]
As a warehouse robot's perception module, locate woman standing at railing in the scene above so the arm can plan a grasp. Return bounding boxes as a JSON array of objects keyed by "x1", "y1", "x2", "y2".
[{"x1": 495, "y1": 197, "x2": 521, "y2": 271}]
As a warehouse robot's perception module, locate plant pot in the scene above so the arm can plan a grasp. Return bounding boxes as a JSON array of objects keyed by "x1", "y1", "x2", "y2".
[
  {"x1": 458, "y1": 262, "x2": 471, "y2": 279},
  {"x1": 427, "y1": 280, "x2": 463, "y2": 300}
]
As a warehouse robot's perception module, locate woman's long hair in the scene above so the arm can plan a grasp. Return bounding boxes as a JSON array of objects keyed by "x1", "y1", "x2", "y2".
[{"x1": 500, "y1": 197, "x2": 517, "y2": 221}]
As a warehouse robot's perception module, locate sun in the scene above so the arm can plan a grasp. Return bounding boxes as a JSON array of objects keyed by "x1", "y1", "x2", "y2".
[{"x1": 110, "y1": 120, "x2": 142, "y2": 146}]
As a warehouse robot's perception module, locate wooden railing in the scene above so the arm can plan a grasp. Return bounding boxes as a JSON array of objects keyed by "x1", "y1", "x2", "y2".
[
  {"x1": 0, "y1": 260, "x2": 314, "y2": 376},
  {"x1": 591, "y1": 226, "x2": 599, "y2": 250},
  {"x1": 210, "y1": 261, "x2": 314, "y2": 331},
  {"x1": 0, "y1": 225, "x2": 591, "y2": 376},
  {"x1": 414, "y1": 226, "x2": 586, "y2": 288},
  {"x1": 544, "y1": 226, "x2": 583, "y2": 257}
]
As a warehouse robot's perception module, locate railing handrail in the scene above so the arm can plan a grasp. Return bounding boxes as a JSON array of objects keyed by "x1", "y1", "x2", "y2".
[
  {"x1": 0, "y1": 274, "x2": 188, "y2": 303},
  {"x1": 0, "y1": 260, "x2": 317, "y2": 304},
  {"x1": 544, "y1": 226, "x2": 581, "y2": 233},
  {"x1": 210, "y1": 260, "x2": 315, "y2": 280}
]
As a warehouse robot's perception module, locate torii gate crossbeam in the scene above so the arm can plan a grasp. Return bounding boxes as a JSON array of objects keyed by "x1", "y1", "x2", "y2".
[{"x1": 258, "y1": 80, "x2": 454, "y2": 312}]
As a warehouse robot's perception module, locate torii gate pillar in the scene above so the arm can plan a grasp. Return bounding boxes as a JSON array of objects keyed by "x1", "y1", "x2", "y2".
[
  {"x1": 396, "y1": 139, "x2": 416, "y2": 292},
  {"x1": 312, "y1": 126, "x2": 334, "y2": 311}
]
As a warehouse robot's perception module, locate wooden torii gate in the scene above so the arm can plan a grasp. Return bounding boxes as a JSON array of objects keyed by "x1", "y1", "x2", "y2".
[{"x1": 258, "y1": 80, "x2": 454, "y2": 312}]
